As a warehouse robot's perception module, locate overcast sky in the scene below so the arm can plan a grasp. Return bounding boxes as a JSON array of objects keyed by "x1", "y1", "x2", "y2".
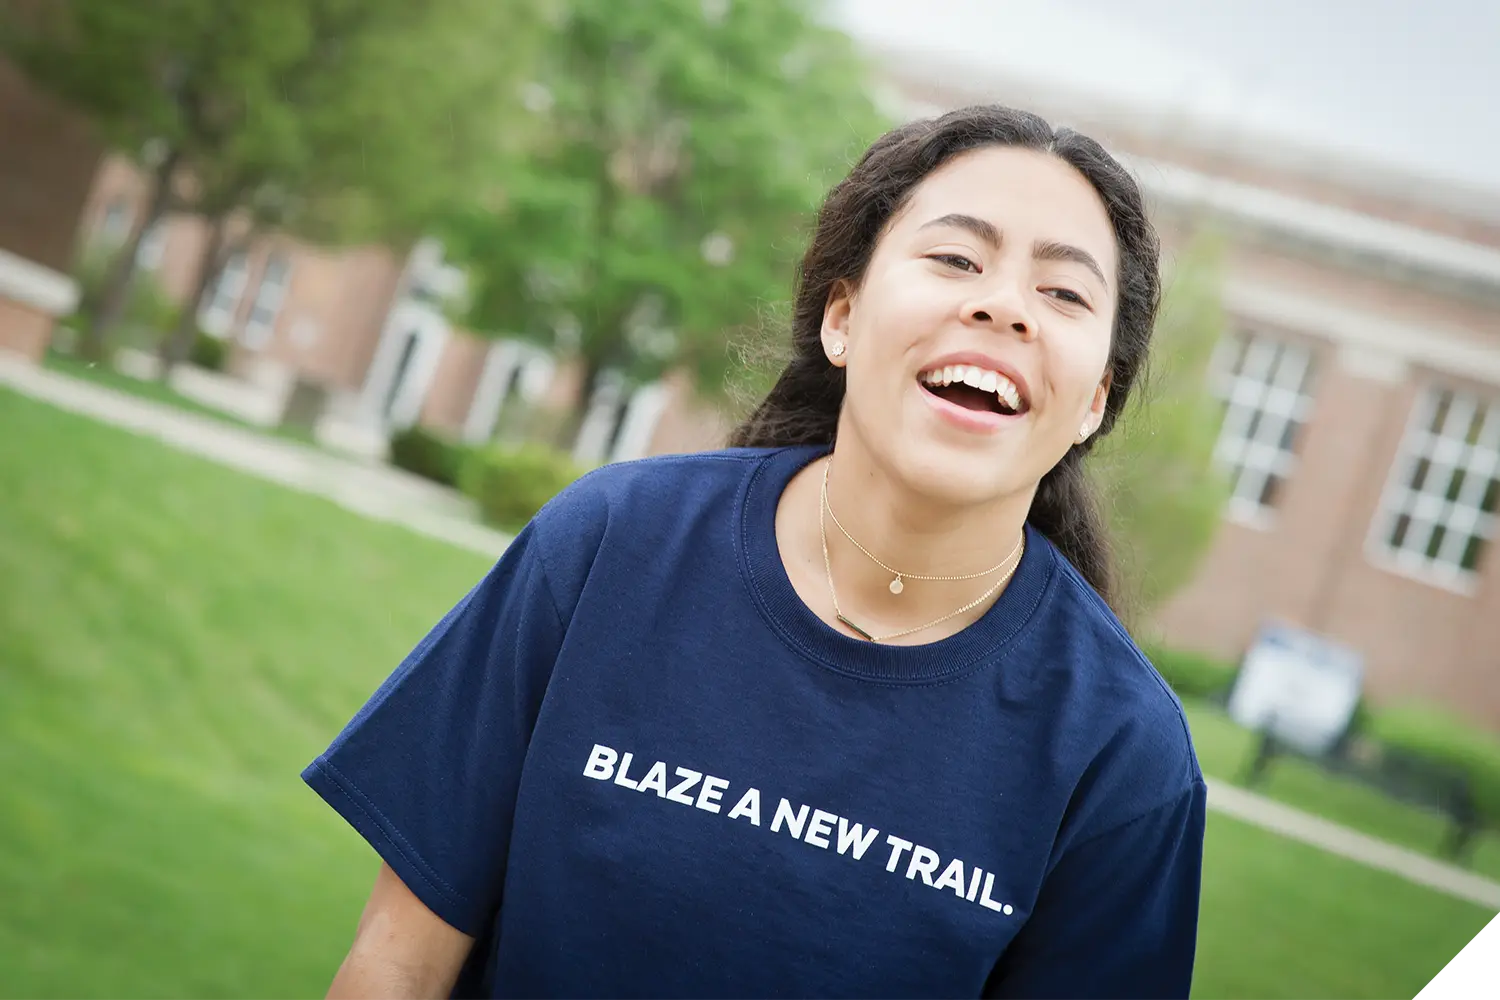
[{"x1": 830, "y1": 0, "x2": 1500, "y2": 195}]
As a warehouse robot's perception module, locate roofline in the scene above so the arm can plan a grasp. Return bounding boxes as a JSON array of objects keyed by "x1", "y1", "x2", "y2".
[
  {"x1": 892, "y1": 94, "x2": 1500, "y2": 294},
  {"x1": 876, "y1": 47, "x2": 1500, "y2": 228}
]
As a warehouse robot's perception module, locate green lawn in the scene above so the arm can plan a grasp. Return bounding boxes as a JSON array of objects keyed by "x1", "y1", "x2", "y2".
[
  {"x1": 1186, "y1": 704, "x2": 1500, "y2": 883},
  {"x1": 0, "y1": 388, "x2": 1493, "y2": 999},
  {"x1": 42, "y1": 351, "x2": 320, "y2": 446},
  {"x1": 43, "y1": 350, "x2": 259, "y2": 426}
]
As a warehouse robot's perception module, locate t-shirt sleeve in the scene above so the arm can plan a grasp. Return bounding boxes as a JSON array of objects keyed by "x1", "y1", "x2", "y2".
[
  {"x1": 301, "y1": 519, "x2": 567, "y2": 937},
  {"x1": 985, "y1": 779, "x2": 1208, "y2": 1000}
]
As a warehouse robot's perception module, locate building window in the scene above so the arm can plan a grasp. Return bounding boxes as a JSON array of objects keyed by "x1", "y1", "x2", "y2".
[
  {"x1": 136, "y1": 220, "x2": 167, "y2": 270},
  {"x1": 1210, "y1": 331, "x2": 1317, "y2": 521},
  {"x1": 242, "y1": 252, "x2": 292, "y2": 349},
  {"x1": 198, "y1": 252, "x2": 249, "y2": 337},
  {"x1": 98, "y1": 198, "x2": 133, "y2": 247},
  {"x1": 1372, "y1": 386, "x2": 1500, "y2": 583}
]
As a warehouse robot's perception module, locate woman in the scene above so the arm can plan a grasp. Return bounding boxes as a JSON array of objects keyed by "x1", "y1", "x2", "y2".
[{"x1": 306, "y1": 104, "x2": 1206, "y2": 999}]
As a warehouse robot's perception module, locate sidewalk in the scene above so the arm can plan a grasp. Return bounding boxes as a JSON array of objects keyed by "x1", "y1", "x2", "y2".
[
  {"x1": 3, "y1": 350, "x2": 1498, "y2": 913},
  {"x1": 1209, "y1": 780, "x2": 1500, "y2": 910},
  {"x1": 0, "y1": 351, "x2": 514, "y2": 559}
]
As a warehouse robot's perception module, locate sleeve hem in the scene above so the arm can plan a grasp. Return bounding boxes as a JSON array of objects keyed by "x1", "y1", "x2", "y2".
[{"x1": 302, "y1": 756, "x2": 484, "y2": 936}]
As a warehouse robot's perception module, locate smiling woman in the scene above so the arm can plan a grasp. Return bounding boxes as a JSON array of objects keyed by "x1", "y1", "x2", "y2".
[{"x1": 306, "y1": 106, "x2": 1203, "y2": 1000}]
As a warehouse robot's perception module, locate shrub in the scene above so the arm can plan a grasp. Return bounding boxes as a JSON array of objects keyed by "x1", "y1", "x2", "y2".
[
  {"x1": 1368, "y1": 704, "x2": 1500, "y2": 826},
  {"x1": 188, "y1": 332, "x2": 229, "y2": 372},
  {"x1": 1145, "y1": 645, "x2": 1238, "y2": 701},
  {"x1": 462, "y1": 444, "x2": 584, "y2": 532},
  {"x1": 388, "y1": 425, "x2": 469, "y2": 487},
  {"x1": 70, "y1": 246, "x2": 181, "y2": 350}
]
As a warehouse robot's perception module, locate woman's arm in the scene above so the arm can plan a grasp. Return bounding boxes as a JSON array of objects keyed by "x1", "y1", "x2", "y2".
[{"x1": 327, "y1": 863, "x2": 476, "y2": 1000}]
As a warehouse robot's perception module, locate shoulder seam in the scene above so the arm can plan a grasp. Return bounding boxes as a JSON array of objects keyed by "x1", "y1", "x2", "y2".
[
  {"x1": 1056, "y1": 569, "x2": 1201, "y2": 781},
  {"x1": 528, "y1": 517, "x2": 575, "y2": 634},
  {"x1": 1069, "y1": 778, "x2": 1207, "y2": 853}
]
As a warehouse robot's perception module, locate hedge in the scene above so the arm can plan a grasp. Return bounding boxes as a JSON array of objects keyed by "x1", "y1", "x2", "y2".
[
  {"x1": 462, "y1": 444, "x2": 584, "y2": 532},
  {"x1": 388, "y1": 426, "x2": 469, "y2": 487},
  {"x1": 1146, "y1": 645, "x2": 1238, "y2": 701},
  {"x1": 1150, "y1": 644, "x2": 1500, "y2": 827},
  {"x1": 1368, "y1": 704, "x2": 1500, "y2": 826},
  {"x1": 188, "y1": 332, "x2": 229, "y2": 372}
]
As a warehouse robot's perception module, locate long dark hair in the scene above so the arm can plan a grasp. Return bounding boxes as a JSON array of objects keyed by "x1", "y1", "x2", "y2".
[{"x1": 729, "y1": 105, "x2": 1162, "y2": 608}]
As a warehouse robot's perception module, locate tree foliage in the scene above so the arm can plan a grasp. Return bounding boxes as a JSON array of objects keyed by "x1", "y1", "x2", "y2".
[
  {"x1": 444, "y1": 0, "x2": 888, "y2": 422},
  {"x1": 1090, "y1": 233, "x2": 1231, "y2": 617},
  {"x1": 2, "y1": 0, "x2": 547, "y2": 358}
]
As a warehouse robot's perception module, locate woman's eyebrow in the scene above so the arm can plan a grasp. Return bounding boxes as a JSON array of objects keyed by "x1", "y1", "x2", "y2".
[
  {"x1": 917, "y1": 213, "x2": 1001, "y2": 248},
  {"x1": 1033, "y1": 239, "x2": 1109, "y2": 290},
  {"x1": 917, "y1": 215, "x2": 1109, "y2": 290}
]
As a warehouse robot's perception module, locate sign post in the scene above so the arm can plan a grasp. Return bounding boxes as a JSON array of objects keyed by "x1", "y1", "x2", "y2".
[{"x1": 1227, "y1": 622, "x2": 1365, "y2": 757}]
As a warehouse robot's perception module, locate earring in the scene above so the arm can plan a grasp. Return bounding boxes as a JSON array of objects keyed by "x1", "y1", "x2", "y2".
[
  {"x1": 1078, "y1": 421, "x2": 1092, "y2": 443},
  {"x1": 829, "y1": 341, "x2": 846, "y2": 359}
]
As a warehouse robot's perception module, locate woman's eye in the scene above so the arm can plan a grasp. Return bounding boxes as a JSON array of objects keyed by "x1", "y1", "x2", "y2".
[
  {"x1": 1043, "y1": 288, "x2": 1089, "y2": 308},
  {"x1": 928, "y1": 253, "x2": 979, "y2": 272}
]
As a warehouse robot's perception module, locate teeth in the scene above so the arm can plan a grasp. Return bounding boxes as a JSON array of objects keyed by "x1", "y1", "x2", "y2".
[{"x1": 919, "y1": 363, "x2": 1025, "y2": 412}]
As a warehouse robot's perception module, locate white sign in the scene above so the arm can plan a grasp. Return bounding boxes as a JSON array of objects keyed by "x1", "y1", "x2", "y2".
[{"x1": 1227, "y1": 623, "x2": 1364, "y2": 756}]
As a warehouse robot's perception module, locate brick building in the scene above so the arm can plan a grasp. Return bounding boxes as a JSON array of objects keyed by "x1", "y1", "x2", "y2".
[
  {"x1": 15, "y1": 47, "x2": 1500, "y2": 726},
  {"x1": 76, "y1": 153, "x2": 726, "y2": 465},
  {"x1": 0, "y1": 60, "x2": 99, "y2": 361}
]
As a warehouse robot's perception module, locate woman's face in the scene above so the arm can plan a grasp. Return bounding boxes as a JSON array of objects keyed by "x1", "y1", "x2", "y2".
[{"x1": 825, "y1": 145, "x2": 1120, "y2": 509}]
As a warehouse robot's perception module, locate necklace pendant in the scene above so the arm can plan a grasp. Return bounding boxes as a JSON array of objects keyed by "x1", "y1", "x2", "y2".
[
  {"x1": 889, "y1": 576, "x2": 904, "y2": 595},
  {"x1": 836, "y1": 613, "x2": 876, "y2": 642}
]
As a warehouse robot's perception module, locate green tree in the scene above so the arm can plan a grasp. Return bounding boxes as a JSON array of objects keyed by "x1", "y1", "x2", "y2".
[
  {"x1": 444, "y1": 0, "x2": 886, "y2": 442},
  {"x1": 1090, "y1": 233, "x2": 1231, "y2": 618},
  {"x1": 1, "y1": 0, "x2": 546, "y2": 363}
]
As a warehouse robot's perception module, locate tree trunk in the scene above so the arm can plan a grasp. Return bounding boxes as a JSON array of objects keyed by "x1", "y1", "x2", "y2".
[
  {"x1": 157, "y1": 213, "x2": 229, "y2": 374},
  {"x1": 79, "y1": 147, "x2": 181, "y2": 362}
]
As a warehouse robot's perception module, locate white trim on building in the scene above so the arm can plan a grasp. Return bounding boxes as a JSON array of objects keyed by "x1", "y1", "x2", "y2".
[
  {"x1": 198, "y1": 252, "x2": 250, "y2": 338},
  {"x1": 1224, "y1": 281, "x2": 1500, "y2": 389},
  {"x1": 1123, "y1": 156, "x2": 1500, "y2": 292},
  {"x1": 0, "y1": 247, "x2": 80, "y2": 317},
  {"x1": 242, "y1": 252, "x2": 293, "y2": 350},
  {"x1": 361, "y1": 298, "x2": 451, "y2": 429}
]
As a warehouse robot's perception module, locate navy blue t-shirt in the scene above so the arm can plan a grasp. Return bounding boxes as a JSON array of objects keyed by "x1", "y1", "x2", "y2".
[{"x1": 304, "y1": 445, "x2": 1206, "y2": 999}]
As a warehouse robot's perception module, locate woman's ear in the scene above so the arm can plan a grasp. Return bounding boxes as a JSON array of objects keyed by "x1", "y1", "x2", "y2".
[
  {"x1": 1089, "y1": 375, "x2": 1111, "y2": 423},
  {"x1": 1078, "y1": 373, "x2": 1111, "y2": 443},
  {"x1": 822, "y1": 279, "x2": 854, "y2": 366}
]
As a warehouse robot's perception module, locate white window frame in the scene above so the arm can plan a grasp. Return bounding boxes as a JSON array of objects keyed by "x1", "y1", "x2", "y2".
[
  {"x1": 198, "y1": 252, "x2": 249, "y2": 338},
  {"x1": 1367, "y1": 385, "x2": 1500, "y2": 591},
  {"x1": 135, "y1": 220, "x2": 167, "y2": 271},
  {"x1": 242, "y1": 252, "x2": 293, "y2": 349},
  {"x1": 99, "y1": 198, "x2": 133, "y2": 247},
  {"x1": 1210, "y1": 330, "x2": 1318, "y2": 525}
]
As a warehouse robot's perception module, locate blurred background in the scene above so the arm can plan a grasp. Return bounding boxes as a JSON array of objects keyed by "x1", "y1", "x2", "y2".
[{"x1": 2, "y1": 1, "x2": 1498, "y2": 996}]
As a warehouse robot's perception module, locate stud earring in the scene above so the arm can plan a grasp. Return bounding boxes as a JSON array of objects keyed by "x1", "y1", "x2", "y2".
[
  {"x1": 829, "y1": 341, "x2": 846, "y2": 359},
  {"x1": 1078, "y1": 422, "x2": 1092, "y2": 443}
]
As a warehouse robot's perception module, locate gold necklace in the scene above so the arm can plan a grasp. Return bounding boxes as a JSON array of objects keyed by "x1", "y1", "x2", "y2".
[
  {"x1": 822, "y1": 459, "x2": 1021, "y2": 594},
  {"x1": 818, "y1": 459, "x2": 1025, "y2": 642}
]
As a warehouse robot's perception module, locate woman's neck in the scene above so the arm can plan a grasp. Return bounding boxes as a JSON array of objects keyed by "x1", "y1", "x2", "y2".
[{"x1": 777, "y1": 435, "x2": 1034, "y2": 644}]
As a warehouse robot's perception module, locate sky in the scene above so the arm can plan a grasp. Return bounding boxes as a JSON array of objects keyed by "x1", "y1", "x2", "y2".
[{"x1": 829, "y1": 0, "x2": 1500, "y2": 196}]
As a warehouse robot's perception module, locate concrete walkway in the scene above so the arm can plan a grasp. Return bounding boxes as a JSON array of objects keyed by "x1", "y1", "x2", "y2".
[
  {"x1": 1209, "y1": 780, "x2": 1500, "y2": 910},
  {"x1": 1, "y1": 352, "x2": 513, "y2": 559},
  {"x1": 4, "y1": 351, "x2": 1499, "y2": 913}
]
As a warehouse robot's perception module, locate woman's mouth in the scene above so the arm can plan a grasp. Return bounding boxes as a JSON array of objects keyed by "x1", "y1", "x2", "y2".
[{"x1": 917, "y1": 364, "x2": 1028, "y2": 416}]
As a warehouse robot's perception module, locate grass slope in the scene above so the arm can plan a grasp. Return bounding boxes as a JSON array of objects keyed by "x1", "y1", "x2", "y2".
[{"x1": 0, "y1": 388, "x2": 1492, "y2": 998}]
